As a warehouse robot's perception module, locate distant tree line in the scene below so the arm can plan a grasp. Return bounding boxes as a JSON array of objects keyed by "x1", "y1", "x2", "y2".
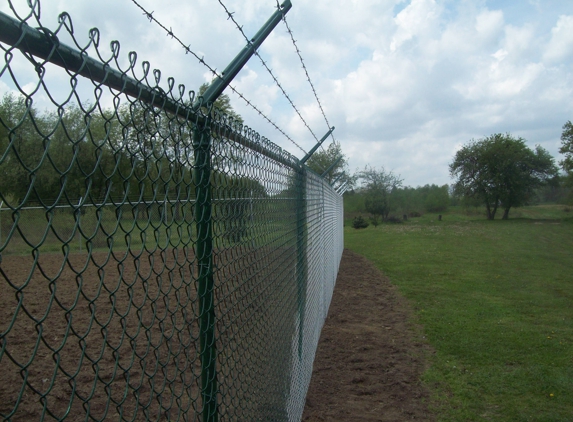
[
  {"x1": 345, "y1": 126, "x2": 573, "y2": 223},
  {"x1": 0, "y1": 91, "x2": 266, "y2": 212},
  {"x1": 345, "y1": 164, "x2": 451, "y2": 223},
  {"x1": 0, "y1": 93, "x2": 198, "y2": 206},
  {"x1": 6, "y1": 88, "x2": 570, "y2": 225}
]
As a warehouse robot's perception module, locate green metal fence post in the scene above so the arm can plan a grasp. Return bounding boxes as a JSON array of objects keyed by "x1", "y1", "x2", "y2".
[
  {"x1": 0, "y1": 200, "x2": 3, "y2": 246},
  {"x1": 295, "y1": 165, "x2": 307, "y2": 359},
  {"x1": 187, "y1": 4, "x2": 293, "y2": 420},
  {"x1": 193, "y1": 122, "x2": 218, "y2": 422}
]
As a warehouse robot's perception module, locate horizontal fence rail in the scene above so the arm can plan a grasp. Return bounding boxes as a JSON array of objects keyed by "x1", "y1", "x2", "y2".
[{"x1": 0, "y1": 2, "x2": 343, "y2": 422}]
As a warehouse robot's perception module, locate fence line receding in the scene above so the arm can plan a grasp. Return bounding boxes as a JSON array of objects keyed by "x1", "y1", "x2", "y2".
[{"x1": 0, "y1": 2, "x2": 343, "y2": 421}]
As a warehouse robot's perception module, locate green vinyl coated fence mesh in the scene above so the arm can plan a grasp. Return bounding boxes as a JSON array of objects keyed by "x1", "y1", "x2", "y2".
[{"x1": 0, "y1": 3, "x2": 343, "y2": 421}]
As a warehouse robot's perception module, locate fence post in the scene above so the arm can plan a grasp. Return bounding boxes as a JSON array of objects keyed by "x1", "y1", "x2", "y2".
[
  {"x1": 0, "y1": 200, "x2": 3, "y2": 246},
  {"x1": 193, "y1": 122, "x2": 218, "y2": 422},
  {"x1": 295, "y1": 166, "x2": 307, "y2": 358},
  {"x1": 186, "y1": 4, "x2": 293, "y2": 419}
]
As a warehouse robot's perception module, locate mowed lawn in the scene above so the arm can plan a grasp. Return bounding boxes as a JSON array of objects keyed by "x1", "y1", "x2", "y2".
[{"x1": 345, "y1": 205, "x2": 573, "y2": 421}]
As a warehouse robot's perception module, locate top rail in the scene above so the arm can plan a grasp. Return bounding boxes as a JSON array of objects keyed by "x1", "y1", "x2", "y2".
[{"x1": 0, "y1": 11, "x2": 301, "y2": 171}]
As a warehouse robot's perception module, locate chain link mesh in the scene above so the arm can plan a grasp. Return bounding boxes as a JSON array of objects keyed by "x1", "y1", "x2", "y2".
[{"x1": 0, "y1": 3, "x2": 343, "y2": 421}]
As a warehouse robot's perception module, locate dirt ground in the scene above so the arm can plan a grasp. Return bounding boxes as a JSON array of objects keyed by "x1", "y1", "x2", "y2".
[
  {"x1": 0, "y1": 246, "x2": 301, "y2": 421},
  {"x1": 302, "y1": 249, "x2": 435, "y2": 422},
  {"x1": 0, "y1": 247, "x2": 434, "y2": 421}
]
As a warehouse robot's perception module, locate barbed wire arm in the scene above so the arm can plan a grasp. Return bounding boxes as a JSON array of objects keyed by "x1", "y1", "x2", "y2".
[
  {"x1": 128, "y1": 0, "x2": 307, "y2": 156},
  {"x1": 216, "y1": 0, "x2": 320, "y2": 145},
  {"x1": 195, "y1": 0, "x2": 292, "y2": 108}
]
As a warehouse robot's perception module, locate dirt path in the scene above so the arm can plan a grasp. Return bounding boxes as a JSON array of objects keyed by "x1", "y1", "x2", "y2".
[{"x1": 302, "y1": 249, "x2": 435, "y2": 422}]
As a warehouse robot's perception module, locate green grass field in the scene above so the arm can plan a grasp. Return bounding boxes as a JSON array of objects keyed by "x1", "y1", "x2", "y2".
[{"x1": 345, "y1": 205, "x2": 573, "y2": 421}]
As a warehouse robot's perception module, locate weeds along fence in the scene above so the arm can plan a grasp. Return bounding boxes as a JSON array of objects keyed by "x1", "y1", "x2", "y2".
[{"x1": 0, "y1": 4, "x2": 343, "y2": 422}]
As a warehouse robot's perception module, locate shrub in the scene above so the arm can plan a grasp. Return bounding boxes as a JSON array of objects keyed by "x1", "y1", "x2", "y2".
[
  {"x1": 386, "y1": 215, "x2": 403, "y2": 224},
  {"x1": 370, "y1": 215, "x2": 380, "y2": 227},
  {"x1": 352, "y1": 216, "x2": 369, "y2": 229}
]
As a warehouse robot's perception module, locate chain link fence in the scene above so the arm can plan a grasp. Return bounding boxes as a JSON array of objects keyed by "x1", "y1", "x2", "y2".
[{"x1": 0, "y1": 2, "x2": 343, "y2": 421}]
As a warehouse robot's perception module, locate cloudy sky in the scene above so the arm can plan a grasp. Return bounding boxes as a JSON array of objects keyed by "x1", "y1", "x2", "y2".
[{"x1": 1, "y1": 0, "x2": 572, "y2": 187}]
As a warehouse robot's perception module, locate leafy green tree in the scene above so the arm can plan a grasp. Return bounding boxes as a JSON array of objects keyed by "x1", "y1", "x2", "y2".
[
  {"x1": 391, "y1": 186, "x2": 421, "y2": 216},
  {"x1": 423, "y1": 184, "x2": 450, "y2": 213},
  {"x1": 0, "y1": 94, "x2": 175, "y2": 205},
  {"x1": 358, "y1": 165, "x2": 403, "y2": 221},
  {"x1": 532, "y1": 175, "x2": 568, "y2": 204},
  {"x1": 450, "y1": 133, "x2": 558, "y2": 219},
  {"x1": 559, "y1": 120, "x2": 573, "y2": 186},
  {"x1": 389, "y1": 184, "x2": 449, "y2": 215},
  {"x1": 306, "y1": 141, "x2": 354, "y2": 188},
  {"x1": 46, "y1": 103, "x2": 130, "y2": 203},
  {"x1": 0, "y1": 93, "x2": 53, "y2": 204},
  {"x1": 197, "y1": 83, "x2": 243, "y2": 126}
]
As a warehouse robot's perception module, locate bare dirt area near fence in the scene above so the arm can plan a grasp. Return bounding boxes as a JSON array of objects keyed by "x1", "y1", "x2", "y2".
[
  {"x1": 302, "y1": 249, "x2": 435, "y2": 422},
  {"x1": 1, "y1": 247, "x2": 434, "y2": 421},
  {"x1": 0, "y1": 246, "x2": 297, "y2": 421}
]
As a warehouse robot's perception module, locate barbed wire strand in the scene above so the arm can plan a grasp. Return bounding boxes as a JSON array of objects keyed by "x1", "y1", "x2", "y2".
[
  {"x1": 216, "y1": 0, "x2": 326, "y2": 152},
  {"x1": 128, "y1": 0, "x2": 308, "y2": 157},
  {"x1": 281, "y1": 13, "x2": 337, "y2": 146}
]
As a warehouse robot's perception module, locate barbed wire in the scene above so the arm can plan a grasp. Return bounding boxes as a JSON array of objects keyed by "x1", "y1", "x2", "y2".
[
  {"x1": 129, "y1": 0, "x2": 219, "y2": 80},
  {"x1": 127, "y1": 0, "x2": 308, "y2": 157},
  {"x1": 280, "y1": 14, "x2": 337, "y2": 146},
  {"x1": 216, "y1": 0, "x2": 323, "y2": 149}
]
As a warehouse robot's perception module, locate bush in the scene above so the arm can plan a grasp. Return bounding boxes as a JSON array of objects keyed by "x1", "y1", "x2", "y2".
[
  {"x1": 386, "y1": 215, "x2": 403, "y2": 224},
  {"x1": 370, "y1": 215, "x2": 380, "y2": 227},
  {"x1": 352, "y1": 216, "x2": 369, "y2": 229}
]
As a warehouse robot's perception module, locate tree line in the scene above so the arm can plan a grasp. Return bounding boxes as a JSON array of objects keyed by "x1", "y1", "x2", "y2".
[
  {"x1": 343, "y1": 126, "x2": 573, "y2": 223},
  {"x1": 2, "y1": 90, "x2": 571, "y2": 223},
  {"x1": 0, "y1": 92, "x2": 198, "y2": 206},
  {"x1": 0, "y1": 89, "x2": 269, "y2": 209}
]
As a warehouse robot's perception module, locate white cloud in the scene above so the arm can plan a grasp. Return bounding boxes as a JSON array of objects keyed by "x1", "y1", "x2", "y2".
[
  {"x1": 475, "y1": 9, "x2": 505, "y2": 40},
  {"x1": 543, "y1": 15, "x2": 573, "y2": 63},
  {"x1": 0, "y1": 0, "x2": 571, "y2": 186},
  {"x1": 391, "y1": 0, "x2": 441, "y2": 51}
]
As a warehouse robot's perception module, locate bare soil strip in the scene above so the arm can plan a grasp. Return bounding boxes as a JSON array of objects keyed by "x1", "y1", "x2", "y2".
[{"x1": 302, "y1": 249, "x2": 435, "y2": 422}]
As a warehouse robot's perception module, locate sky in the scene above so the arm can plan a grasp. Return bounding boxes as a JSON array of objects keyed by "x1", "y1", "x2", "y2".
[{"x1": 1, "y1": 0, "x2": 572, "y2": 187}]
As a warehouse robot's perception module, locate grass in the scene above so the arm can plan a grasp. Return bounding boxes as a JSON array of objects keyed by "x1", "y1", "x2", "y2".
[{"x1": 344, "y1": 205, "x2": 573, "y2": 421}]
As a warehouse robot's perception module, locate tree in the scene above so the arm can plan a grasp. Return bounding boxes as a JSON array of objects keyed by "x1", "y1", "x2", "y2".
[
  {"x1": 0, "y1": 93, "x2": 179, "y2": 205},
  {"x1": 306, "y1": 140, "x2": 354, "y2": 187},
  {"x1": 559, "y1": 120, "x2": 573, "y2": 186},
  {"x1": 0, "y1": 93, "x2": 68, "y2": 204},
  {"x1": 197, "y1": 83, "x2": 243, "y2": 126},
  {"x1": 358, "y1": 165, "x2": 403, "y2": 221},
  {"x1": 423, "y1": 184, "x2": 450, "y2": 213},
  {"x1": 450, "y1": 133, "x2": 558, "y2": 220}
]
